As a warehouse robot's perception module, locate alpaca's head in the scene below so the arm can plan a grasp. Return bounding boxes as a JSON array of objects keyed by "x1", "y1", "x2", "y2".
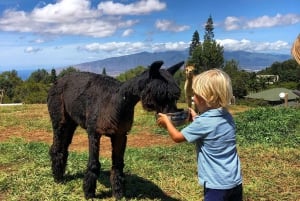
[
  {"x1": 140, "y1": 60, "x2": 184, "y2": 113},
  {"x1": 185, "y1": 65, "x2": 195, "y2": 79}
]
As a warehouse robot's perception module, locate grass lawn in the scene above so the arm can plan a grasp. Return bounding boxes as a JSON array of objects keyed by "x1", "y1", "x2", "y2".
[{"x1": 0, "y1": 104, "x2": 299, "y2": 200}]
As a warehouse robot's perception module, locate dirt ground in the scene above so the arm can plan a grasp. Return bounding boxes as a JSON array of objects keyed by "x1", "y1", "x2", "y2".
[
  {"x1": 0, "y1": 127, "x2": 174, "y2": 158},
  {"x1": 0, "y1": 105, "x2": 250, "y2": 158}
]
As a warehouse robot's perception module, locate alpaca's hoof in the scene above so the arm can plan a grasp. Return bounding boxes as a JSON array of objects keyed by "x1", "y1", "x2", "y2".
[
  {"x1": 52, "y1": 172, "x2": 65, "y2": 183},
  {"x1": 112, "y1": 185, "x2": 125, "y2": 200},
  {"x1": 54, "y1": 177, "x2": 64, "y2": 184},
  {"x1": 84, "y1": 193, "x2": 95, "y2": 200},
  {"x1": 114, "y1": 193, "x2": 124, "y2": 201}
]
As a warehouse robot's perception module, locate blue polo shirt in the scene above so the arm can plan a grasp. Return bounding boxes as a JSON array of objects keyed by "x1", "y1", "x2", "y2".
[{"x1": 181, "y1": 108, "x2": 242, "y2": 189}]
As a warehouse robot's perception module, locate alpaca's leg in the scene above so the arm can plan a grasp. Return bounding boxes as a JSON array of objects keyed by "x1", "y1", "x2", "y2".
[
  {"x1": 49, "y1": 116, "x2": 77, "y2": 183},
  {"x1": 110, "y1": 134, "x2": 127, "y2": 200},
  {"x1": 83, "y1": 131, "x2": 101, "y2": 199}
]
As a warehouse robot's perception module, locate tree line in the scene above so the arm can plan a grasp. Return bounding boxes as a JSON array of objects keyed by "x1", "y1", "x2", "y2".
[
  {"x1": 1, "y1": 57, "x2": 298, "y2": 105},
  {"x1": 1, "y1": 15, "x2": 299, "y2": 104},
  {"x1": 0, "y1": 67, "x2": 79, "y2": 104}
]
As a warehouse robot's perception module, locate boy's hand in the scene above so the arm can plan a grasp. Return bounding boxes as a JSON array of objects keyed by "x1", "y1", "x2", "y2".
[
  {"x1": 156, "y1": 113, "x2": 170, "y2": 128},
  {"x1": 188, "y1": 108, "x2": 197, "y2": 121}
]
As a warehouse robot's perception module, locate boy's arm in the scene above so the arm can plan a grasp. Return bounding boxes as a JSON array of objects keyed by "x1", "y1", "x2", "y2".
[{"x1": 157, "y1": 113, "x2": 186, "y2": 143}]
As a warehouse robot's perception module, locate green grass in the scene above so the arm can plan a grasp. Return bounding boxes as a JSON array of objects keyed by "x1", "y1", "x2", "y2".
[
  {"x1": 1, "y1": 139, "x2": 299, "y2": 201},
  {"x1": 0, "y1": 139, "x2": 199, "y2": 201},
  {"x1": 0, "y1": 104, "x2": 300, "y2": 200},
  {"x1": 236, "y1": 106, "x2": 300, "y2": 147},
  {"x1": 0, "y1": 104, "x2": 52, "y2": 132}
]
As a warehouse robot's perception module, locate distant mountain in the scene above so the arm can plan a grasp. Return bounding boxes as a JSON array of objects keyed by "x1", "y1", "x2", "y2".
[
  {"x1": 224, "y1": 50, "x2": 291, "y2": 71},
  {"x1": 72, "y1": 50, "x2": 189, "y2": 76},
  {"x1": 71, "y1": 50, "x2": 291, "y2": 76},
  {"x1": 1, "y1": 51, "x2": 188, "y2": 80},
  {"x1": 10, "y1": 50, "x2": 291, "y2": 80}
]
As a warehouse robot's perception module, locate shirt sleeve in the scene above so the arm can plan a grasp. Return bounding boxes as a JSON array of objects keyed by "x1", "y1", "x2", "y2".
[{"x1": 181, "y1": 116, "x2": 214, "y2": 143}]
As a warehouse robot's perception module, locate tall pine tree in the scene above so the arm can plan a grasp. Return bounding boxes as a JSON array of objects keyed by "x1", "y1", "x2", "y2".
[
  {"x1": 102, "y1": 68, "x2": 107, "y2": 75},
  {"x1": 189, "y1": 30, "x2": 200, "y2": 57},
  {"x1": 188, "y1": 15, "x2": 224, "y2": 72},
  {"x1": 204, "y1": 15, "x2": 214, "y2": 41},
  {"x1": 50, "y1": 68, "x2": 57, "y2": 83}
]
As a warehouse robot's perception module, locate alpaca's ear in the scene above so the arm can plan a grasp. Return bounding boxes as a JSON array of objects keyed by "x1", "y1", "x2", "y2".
[
  {"x1": 149, "y1": 60, "x2": 163, "y2": 77},
  {"x1": 167, "y1": 61, "x2": 184, "y2": 75}
]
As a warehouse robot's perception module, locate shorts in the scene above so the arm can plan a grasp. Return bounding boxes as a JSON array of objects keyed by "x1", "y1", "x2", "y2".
[{"x1": 204, "y1": 183, "x2": 243, "y2": 201}]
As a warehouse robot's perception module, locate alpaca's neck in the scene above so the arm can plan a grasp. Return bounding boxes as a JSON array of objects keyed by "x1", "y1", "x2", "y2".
[
  {"x1": 119, "y1": 74, "x2": 148, "y2": 106},
  {"x1": 184, "y1": 75, "x2": 194, "y2": 95},
  {"x1": 187, "y1": 76, "x2": 193, "y2": 82},
  {"x1": 185, "y1": 76, "x2": 193, "y2": 87}
]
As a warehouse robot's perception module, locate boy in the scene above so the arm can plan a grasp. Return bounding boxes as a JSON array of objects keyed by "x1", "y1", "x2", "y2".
[{"x1": 157, "y1": 69, "x2": 243, "y2": 201}]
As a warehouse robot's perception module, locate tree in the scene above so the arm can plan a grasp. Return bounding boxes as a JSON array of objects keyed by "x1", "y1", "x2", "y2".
[
  {"x1": 201, "y1": 40, "x2": 224, "y2": 70},
  {"x1": 0, "y1": 70, "x2": 23, "y2": 102},
  {"x1": 258, "y1": 59, "x2": 300, "y2": 86},
  {"x1": 247, "y1": 72, "x2": 260, "y2": 93},
  {"x1": 233, "y1": 72, "x2": 249, "y2": 99},
  {"x1": 189, "y1": 30, "x2": 200, "y2": 57},
  {"x1": 223, "y1": 60, "x2": 248, "y2": 98},
  {"x1": 202, "y1": 15, "x2": 223, "y2": 69},
  {"x1": 204, "y1": 15, "x2": 214, "y2": 41},
  {"x1": 102, "y1": 68, "x2": 107, "y2": 75},
  {"x1": 116, "y1": 66, "x2": 146, "y2": 82},
  {"x1": 50, "y1": 68, "x2": 57, "y2": 83},
  {"x1": 188, "y1": 15, "x2": 224, "y2": 72},
  {"x1": 58, "y1": 67, "x2": 79, "y2": 78},
  {"x1": 173, "y1": 69, "x2": 186, "y2": 103},
  {"x1": 27, "y1": 69, "x2": 50, "y2": 84},
  {"x1": 14, "y1": 82, "x2": 48, "y2": 103},
  {"x1": 189, "y1": 45, "x2": 203, "y2": 73},
  {"x1": 223, "y1": 59, "x2": 239, "y2": 76}
]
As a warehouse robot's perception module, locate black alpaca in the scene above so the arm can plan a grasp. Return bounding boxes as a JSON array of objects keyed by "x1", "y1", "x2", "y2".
[{"x1": 47, "y1": 60, "x2": 184, "y2": 199}]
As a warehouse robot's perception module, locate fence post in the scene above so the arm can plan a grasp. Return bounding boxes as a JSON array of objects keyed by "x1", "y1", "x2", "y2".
[{"x1": 0, "y1": 89, "x2": 4, "y2": 104}]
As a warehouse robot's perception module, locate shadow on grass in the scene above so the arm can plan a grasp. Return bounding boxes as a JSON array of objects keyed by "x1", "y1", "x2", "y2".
[{"x1": 64, "y1": 170, "x2": 181, "y2": 201}]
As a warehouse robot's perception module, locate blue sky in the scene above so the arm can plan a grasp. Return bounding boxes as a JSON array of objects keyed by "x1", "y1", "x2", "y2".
[{"x1": 0, "y1": 0, "x2": 299, "y2": 70}]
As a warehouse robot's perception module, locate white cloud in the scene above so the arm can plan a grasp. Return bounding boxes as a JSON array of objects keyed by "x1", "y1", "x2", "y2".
[
  {"x1": 217, "y1": 39, "x2": 289, "y2": 52},
  {"x1": 0, "y1": 0, "x2": 139, "y2": 37},
  {"x1": 246, "y1": 13, "x2": 300, "y2": 28},
  {"x1": 224, "y1": 16, "x2": 241, "y2": 31},
  {"x1": 224, "y1": 13, "x2": 300, "y2": 30},
  {"x1": 34, "y1": 38, "x2": 45, "y2": 44},
  {"x1": 79, "y1": 41, "x2": 146, "y2": 54},
  {"x1": 122, "y1": 29, "x2": 134, "y2": 37},
  {"x1": 31, "y1": 0, "x2": 99, "y2": 23},
  {"x1": 24, "y1": 46, "x2": 42, "y2": 53},
  {"x1": 78, "y1": 41, "x2": 189, "y2": 55},
  {"x1": 152, "y1": 41, "x2": 189, "y2": 51},
  {"x1": 155, "y1": 19, "x2": 190, "y2": 32},
  {"x1": 97, "y1": 0, "x2": 166, "y2": 15},
  {"x1": 79, "y1": 39, "x2": 289, "y2": 55}
]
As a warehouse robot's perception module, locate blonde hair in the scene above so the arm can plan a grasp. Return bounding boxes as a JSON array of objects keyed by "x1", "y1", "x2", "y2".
[
  {"x1": 291, "y1": 34, "x2": 300, "y2": 65},
  {"x1": 192, "y1": 69, "x2": 233, "y2": 108}
]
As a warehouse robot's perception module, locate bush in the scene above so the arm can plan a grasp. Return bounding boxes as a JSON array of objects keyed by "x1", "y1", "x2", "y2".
[{"x1": 13, "y1": 82, "x2": 49, "y2": 104}]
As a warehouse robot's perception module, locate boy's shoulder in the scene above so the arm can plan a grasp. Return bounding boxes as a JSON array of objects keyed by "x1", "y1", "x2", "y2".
[{"x1": 200, "y1": 108, "x2": 229, "y2": 117}]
